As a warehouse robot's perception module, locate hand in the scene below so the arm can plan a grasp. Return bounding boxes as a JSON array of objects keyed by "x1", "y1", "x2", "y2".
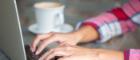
[
  {"x1": 39, "y1": 45, "x2": 124, "y2": 60},
  {"x1": 31, "y1": 32, "x2": 82, "y2": 55},
  {"x1": 31, "y1": 25, "x2": 99, "y2": 55}
]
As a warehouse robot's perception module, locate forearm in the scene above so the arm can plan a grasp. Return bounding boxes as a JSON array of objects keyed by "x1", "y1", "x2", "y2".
[
  {"x1": 72, "y1": 25, "x2": 99, "y2": 43},
  {"x1": 99, "y1": 49, "x2": 124, "y2": 60},
  {"x1": 91, "y1": 49, "x2": 124, "y2": 60}
]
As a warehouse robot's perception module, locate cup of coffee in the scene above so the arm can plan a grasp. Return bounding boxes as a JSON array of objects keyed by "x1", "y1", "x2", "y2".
[{"x1": 34, "y1": 2, "x2": 65, "y2": 34}]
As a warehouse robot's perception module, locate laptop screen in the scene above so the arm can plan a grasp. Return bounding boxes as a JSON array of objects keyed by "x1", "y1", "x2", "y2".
[{"x1": 0, "y1": 0, "x2": 26, "y2": 60}]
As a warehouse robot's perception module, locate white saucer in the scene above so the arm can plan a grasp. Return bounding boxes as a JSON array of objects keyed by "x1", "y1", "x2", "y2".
[{"x1": 28, "y1": 23, "x2": 73, "y2": 34}]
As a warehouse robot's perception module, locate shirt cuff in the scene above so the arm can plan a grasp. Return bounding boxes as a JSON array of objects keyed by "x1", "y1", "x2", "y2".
[{"x1": 124, "y1": 49, "x2": 130, "y2": 60}]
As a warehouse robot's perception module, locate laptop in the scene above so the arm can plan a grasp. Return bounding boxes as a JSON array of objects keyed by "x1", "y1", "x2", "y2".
[
  {"x1": 0, "y1": 0, "x2": 27, "y2": 60},
  {"x1": 0, "y1": 0, "x2": 58, "y2": 60}
]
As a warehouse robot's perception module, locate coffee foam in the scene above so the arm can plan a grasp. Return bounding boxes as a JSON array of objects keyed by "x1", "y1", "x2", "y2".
[{"x1": 34, "y1": 2, "x2": 63, "y2": 9}]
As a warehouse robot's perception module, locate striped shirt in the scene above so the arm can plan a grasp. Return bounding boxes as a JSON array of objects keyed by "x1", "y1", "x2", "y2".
[{"x1": 81, "y1": 0, "x2": 140, "y2": 43}]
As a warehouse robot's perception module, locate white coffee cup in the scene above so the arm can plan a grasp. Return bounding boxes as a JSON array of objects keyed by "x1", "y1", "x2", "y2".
[{"x1": 34, "y1": 2, "x2": 65, "y2": 34}]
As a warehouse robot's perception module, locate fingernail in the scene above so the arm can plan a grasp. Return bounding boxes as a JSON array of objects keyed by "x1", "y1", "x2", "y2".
[
  {"x1": 30, "y1": 48, "x2": 33, "y2": 52},
  {"x1": 30, "y1": 47, "x2": 34, "y2": 52},
  {"x1": 30, "y1": 46, "x2": 34, "y2": 52},
  {"x1": 35, "y1": 51, "x2": 39, "y2": 55},
  {"x1": 39, "y1": 57, "x2": 44, "y2": 60},
  {"x1": 39, "y1": 58, "x2": 42, "y2": 60}
]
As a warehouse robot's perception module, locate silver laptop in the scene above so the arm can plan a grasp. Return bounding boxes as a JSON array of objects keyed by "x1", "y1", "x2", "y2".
[{"x1": 0, "y1": 0, "x2": 27, "y2": 60}]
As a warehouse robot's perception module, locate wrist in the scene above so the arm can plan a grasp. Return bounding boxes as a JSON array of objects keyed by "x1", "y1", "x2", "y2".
[
  {"x1": 99, "y1": 49, "x2": 124, "y2": 60},
  {"x1": 69, "y1": 31, "x2": 84, "y2": 43},
  {"x1": 68, "y1": 25, "x2": 99, "y2": 43},
  {"x1": 76, "y1": 25, "x2": 99, "y2": 42}
]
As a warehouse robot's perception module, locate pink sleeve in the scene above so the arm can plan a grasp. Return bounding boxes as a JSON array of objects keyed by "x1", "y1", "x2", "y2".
[
  {"x1": 124, "y1": 49, "x2": 140, "y2": 60},
  {"x1": 80, "y1": 0, "x2": 140, "y2": 43}
]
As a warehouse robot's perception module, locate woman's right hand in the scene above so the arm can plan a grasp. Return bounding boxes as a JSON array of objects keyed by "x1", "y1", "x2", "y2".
[{"x1": 31, "y1": 32, "x2": 82, "y2": 55}]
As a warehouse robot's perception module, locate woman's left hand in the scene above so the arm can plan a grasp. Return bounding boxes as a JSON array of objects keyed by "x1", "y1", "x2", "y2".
[{"x1": 39, "y1": 45, "x2": 124, "y2": 60}]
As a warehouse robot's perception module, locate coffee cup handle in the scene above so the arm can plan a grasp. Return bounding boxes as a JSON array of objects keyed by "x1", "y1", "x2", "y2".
[
  {"x1": 59, "y1": 12, "x2": 64, "y2": 24},
  {"x1": 55, "y1": 12, "x2": 64, "y2": 26}
]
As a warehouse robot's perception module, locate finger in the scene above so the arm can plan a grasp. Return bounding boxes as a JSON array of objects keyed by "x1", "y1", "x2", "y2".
[
  {"x1": 45, "y1": 48, "x2": 71, "y2": 60},
  {"x1": 58, "y1": 55, "x2": 80, "y2": 60},
  {"x1": 35, "y1": 37, "x2": 59, "y2": 55},
  {"x1": 31, "y1": 36, "x2": 42, "y2": 52},
  {"x1": 59, "y1": 43, "x2": 73, "y2": 47},
  {"x1": 58, "y1": 57, "x2": 71, "y2": 60},
  {"x1": 39, "y1": 47, "x2": 67, "y2": 60},
  {"x1": 39, "y1": 49, "x2": 54, "y2": 60},
  {"x1": 31, "y1": 33, "x2": 53, "y2": 52},
  {"x1": 45, "y1": 51, "x2": 69, "y2": 60},
  {"x1": 58, "y1": 55, "x2": 86, "y2": 60}
]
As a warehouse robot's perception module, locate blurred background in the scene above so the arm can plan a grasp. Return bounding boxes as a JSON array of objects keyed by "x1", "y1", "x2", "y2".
[{"x1": 16, "y1": 0, "x2": 140, "y2": 51}]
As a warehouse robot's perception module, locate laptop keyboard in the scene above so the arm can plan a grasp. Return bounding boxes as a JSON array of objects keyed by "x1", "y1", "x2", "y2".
[
  {"x1": 25, "y1": 45, "x2": 40, "y2": 60},
  {"x1": 25, "y1": 45, "x2": 60, "y2": 60}
]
